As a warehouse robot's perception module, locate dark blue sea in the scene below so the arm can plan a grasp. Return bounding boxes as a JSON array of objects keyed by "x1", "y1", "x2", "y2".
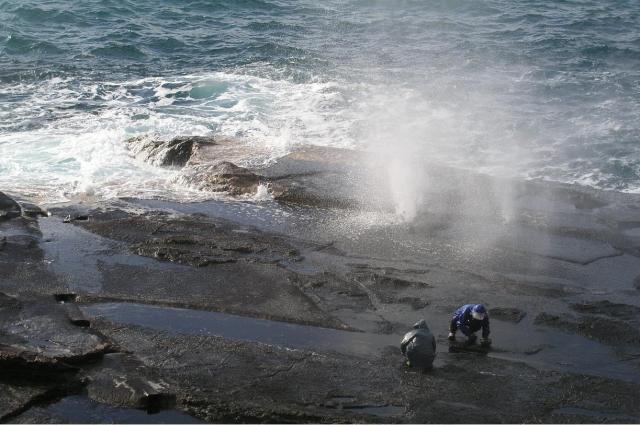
[{"x1": 0, "y1": 0, "x2": 639, "y2": 202}]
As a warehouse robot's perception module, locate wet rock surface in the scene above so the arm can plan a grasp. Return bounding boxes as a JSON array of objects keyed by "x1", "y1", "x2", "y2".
[
  {"x1": 534, "y1": 311, "x2": 640, "y2": 346},
  {"x1": 126, "y1": 135, "x2": 266, "y2": 197},
  {"x1": 0, "y1": 192, "x2": 21, "y2": 220},
  {"x1": 86, "y1": 322, "x2": 640, "y2": 424},
  {"x1": 0, "y1": 293, "x2": 110, "y2": 368},
  {"x1": 84, "y1": 214, "x2": 300, "y2": 267},
  {"x1": 78, "y1": 210, "x2": 301, "y2": 267},
  {"x1": 7, "y1": 395, "x2": 203, "y2": 424},
  {"x1": 15, "y1": 201, "x2": 48, "y2": 219},
  {"x1": 489, "y1": 307, "x2": 526, "y2": 323},
  {"x1": 2, "y1": 146, "x2": 640, "y2": 422},
  {"x1": 85, "y1": 353, "x2": 174, "y2": 411},
  {"x1": 261, "y1": 147, "x2": 389, "y2": 209},
  {"x1": 174, "y1": 162, "x2": 261, "y2": 196},
  {"x1": 126, "y1": 135, "x2": 216, "y2": 167},
  {"x1": 0, "y1": 382, "x2": 56, "y2": 422}
]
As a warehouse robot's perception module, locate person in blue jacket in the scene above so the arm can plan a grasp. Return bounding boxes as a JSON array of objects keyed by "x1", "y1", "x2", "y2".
[{"x1": 448, "y1": 304, "x2": 491, "y2": 346}]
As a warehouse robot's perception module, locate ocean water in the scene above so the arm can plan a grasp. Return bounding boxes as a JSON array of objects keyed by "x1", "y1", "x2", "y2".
[{"x1": 0, "y1": 0, "x2": 639, "y2": 202}]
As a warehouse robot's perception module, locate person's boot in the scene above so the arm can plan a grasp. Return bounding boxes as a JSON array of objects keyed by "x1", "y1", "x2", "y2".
[{"x1": 447, "y1": 332, "x2": 456, "y2": 341}]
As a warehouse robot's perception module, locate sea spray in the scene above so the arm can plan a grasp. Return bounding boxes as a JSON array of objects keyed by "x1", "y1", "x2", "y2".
[
  {"x1": 386, "y1": 156, "x2": 427, "y2": 223},
  {"x1": 1, "y1": 0, "x2": 639, "y2": 200}
]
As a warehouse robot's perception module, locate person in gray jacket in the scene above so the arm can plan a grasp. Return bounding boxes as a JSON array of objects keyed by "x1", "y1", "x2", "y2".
[{"x1": 400, "y1": 319, "x2": 436, "y2": 370}]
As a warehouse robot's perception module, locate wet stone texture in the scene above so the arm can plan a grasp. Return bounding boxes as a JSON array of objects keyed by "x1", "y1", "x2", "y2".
[
  {"x1": 174, "y1": 162, "x2": 261, "y2": 196},
  {"x1": 78, "y1": 211, "x2": 301, "y2": 267},
  {"x1": 125, "y1": 135, "x2": 216, "y2": 167},
  {"x1": 85, "y1": 353, "x2": 175, "y2": 411},
  {"x1": 1, "y1": 147, "x2": 640, "y2": 423},
  {"x1": 0, "y1": 192, "x2": 22, "y2": 220},
  {"x1": 0, "y1": 382, "x2": 55, "y2": 422},
  {"x1": 64, "y1": 210, "x2": 348, "y2": 329},
  {"x1": 488, "y1": 307, "x2": 526, "y2": 323},
  {"x1": 0, "y1": 294, "x2": 110, "y2": 368},
  {"x1": 534, "y1": 310, "x2": 640, "y2": 346},
  {"x1": 89, "y1": 322, "x2": 640, "y2": 424}
]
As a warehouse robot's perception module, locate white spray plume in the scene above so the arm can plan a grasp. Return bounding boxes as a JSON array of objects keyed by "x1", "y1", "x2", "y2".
[{"x1": 386, "y1": 155, "x2": 427, "y2": 222}]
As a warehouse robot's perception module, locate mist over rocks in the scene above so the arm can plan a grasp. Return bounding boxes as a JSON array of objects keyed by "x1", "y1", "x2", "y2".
[
  {"x1": 259, "y1": 146, "x2": 394, "y2": 210},
  {"x1": 3, "y1": 143, "x2": 640, "y2": 421}
]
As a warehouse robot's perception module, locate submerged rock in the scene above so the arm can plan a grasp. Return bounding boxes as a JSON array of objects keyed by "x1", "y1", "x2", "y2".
[
  {"x1": 174, "y1": 162, "x2": 260, "y2": 196},
  {"x1": 126, "y1": 135, "x2": 216, "y2": 167}
]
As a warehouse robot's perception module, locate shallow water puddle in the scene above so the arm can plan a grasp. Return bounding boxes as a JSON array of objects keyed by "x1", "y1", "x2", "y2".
[
  {"x1": 39, "y1": 217, "x2": 108, "y2": 292},
  {"x1": 82, "y1": 302, "x2": 640, "y2": 383},
  {"x1": 82, "y1": 302, "x2": 398, "y2": 357},
  {"x1": 19, "y1": 395, "x2": 203, "y2": 424},
  {"x1": 552, "y1": 406, "x2": 640, "y2": 422},
  {"x1": 462, "y1": 314, "x2": 640, "y2": 384},
  {"x1": 39, "y1": 217, "x2": 190, "y2": 293},
  {"x1": 340, "y1": 405, "x2": 405, "y2": 417},
  {"x1": 131, "y1": 198, "x2": 303, "y2": 234}
]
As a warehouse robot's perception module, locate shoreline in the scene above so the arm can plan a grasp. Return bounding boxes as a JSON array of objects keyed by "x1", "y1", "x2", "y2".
[{"x1": 1, "y1": 144, "x2": 640, "y2": 422}]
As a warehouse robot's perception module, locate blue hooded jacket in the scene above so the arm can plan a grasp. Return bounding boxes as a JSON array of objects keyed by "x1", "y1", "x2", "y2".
[{"x1": 451, "y1": 304, "x2": 490, "y2": 338}]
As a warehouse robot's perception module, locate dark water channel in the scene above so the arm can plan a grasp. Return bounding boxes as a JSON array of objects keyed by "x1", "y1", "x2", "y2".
[
  {"x1": 14, "y1": 395, "x2": 203, "y2": 424},
  {"x1": 82, "y1": 302, "x2": 398, "y2": 358},
  {"x1": 82, "y1": 301, "x2": 640, "y2": 384},
  {"x1": 38, "y1": 216, "x2": 193, "y2": 293}
]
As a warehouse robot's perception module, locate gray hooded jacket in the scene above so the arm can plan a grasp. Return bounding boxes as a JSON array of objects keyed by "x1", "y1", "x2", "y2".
[{"x1": 400, "y1": 319, "x2": 436, "y2": 368}]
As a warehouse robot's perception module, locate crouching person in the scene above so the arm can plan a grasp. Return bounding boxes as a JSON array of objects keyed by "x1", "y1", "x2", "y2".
[
  {"x1": 448, "y1": 303, "x2": 491, "y2": 346},
  {"x1": 401, "y1": 319, "x2": 436, "y2": 371}
]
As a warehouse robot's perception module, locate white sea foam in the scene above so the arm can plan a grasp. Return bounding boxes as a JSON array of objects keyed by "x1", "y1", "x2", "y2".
[
  {"x1": 1, "y1": 65, "x2": 638, "y2": 208},
  {"x1": 0, "y1": 72, "x2": 356, "y2": 203}
]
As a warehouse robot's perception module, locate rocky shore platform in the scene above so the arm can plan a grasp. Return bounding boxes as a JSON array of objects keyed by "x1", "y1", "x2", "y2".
[{"x1": 1, "y1": 136, "x2": 640, "y2": 423}]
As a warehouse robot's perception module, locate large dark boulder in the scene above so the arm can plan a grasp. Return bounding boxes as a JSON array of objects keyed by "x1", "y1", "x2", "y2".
[
  {"x1": 0, "y1": 192, "x2": 21, "y2": 220},
  {"x1": 18, "y1": 201, "x2": 48, "y2": 218},
  {"x1": 126, "y1": 135, "x2": 216, "y2": 167},
  {"x1": 175, "y1": 162, "x2": 261, "y2": 196}
]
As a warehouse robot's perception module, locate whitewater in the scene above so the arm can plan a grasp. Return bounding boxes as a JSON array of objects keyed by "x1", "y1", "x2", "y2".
[{"x1": 1, "y1": 0, "x2": 639, "y2": 203}]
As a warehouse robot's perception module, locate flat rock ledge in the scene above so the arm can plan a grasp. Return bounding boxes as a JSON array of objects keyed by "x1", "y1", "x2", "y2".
[{"x1": 0, "y1": 294, "x2": 111, "y2": 369}]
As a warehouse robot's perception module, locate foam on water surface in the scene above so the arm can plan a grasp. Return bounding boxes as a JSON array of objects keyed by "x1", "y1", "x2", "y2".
[
  {"x1": 1, "y1": 0, "x2": 640, "y2": 202},
  {"x1": 0, "y1": 71, "x2": 354, "y2": 203}
]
